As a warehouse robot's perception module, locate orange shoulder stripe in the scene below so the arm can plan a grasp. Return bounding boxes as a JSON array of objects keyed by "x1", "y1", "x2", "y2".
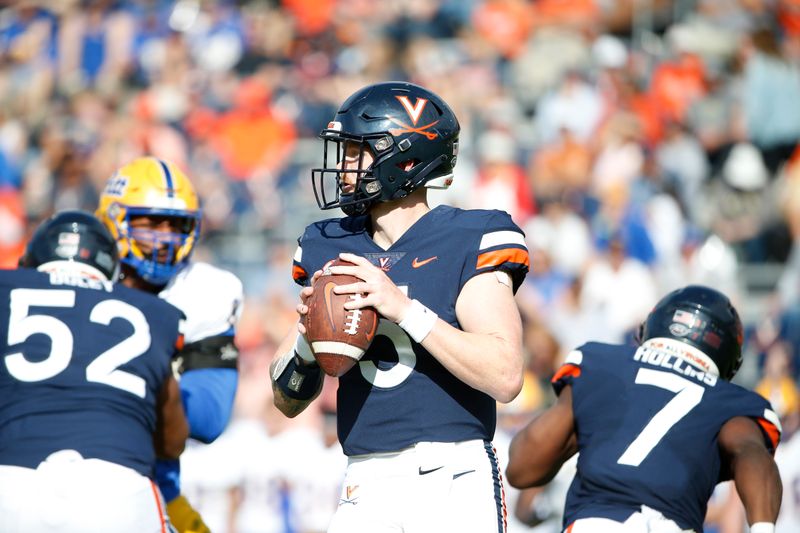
[
  {"x1": 757, "y1": 418, "x2": 781, "y2": 451},
  {"x1": 292, "y1": 264, "x2": 307, "y2": 282},
  {"x1": 551, "y1": 363, "x2": 581, "y2": 383},
  {"x1": 476, "y1": 247, "x2": 530, "y2": 269}
]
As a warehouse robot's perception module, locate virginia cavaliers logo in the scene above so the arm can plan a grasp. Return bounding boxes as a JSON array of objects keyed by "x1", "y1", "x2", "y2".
[
  {"x1": 396, "y1": 96, "x2": 428, "y2": 125},
  {"x1": 390, "y1": 96, "x2": 439, "y2": 140},
  {"x1": 339, "y1": 484, "x2": 360, "y2": 506}
]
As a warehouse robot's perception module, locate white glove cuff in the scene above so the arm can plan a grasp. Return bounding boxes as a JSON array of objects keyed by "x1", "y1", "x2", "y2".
[
  {"x1": 294, "y1": 333, "x2": 315, "y2": 363},
  {"x1": 750, "y1": 523, "x2": 775, "y2": 533},
  {"x1": 398, "y1": 299, "x2": 438, "y2": 343}
]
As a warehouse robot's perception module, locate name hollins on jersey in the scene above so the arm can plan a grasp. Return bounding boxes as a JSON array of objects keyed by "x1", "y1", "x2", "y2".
[{"x1": 633, "y1": 343, "x2": 719, "y2": 386}]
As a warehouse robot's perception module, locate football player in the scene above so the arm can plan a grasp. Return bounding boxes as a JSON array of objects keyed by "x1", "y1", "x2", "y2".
[
  {"x1": 506, "y1": 285, "x2": 783, "y2": 533},
  {"x1": 269, "y1": 81, "x2": 529, "y2": 533},
  {"x1": 0, "y1": 210, "x2": 187, "y2": 532},
  {"x1": 96, "y1": 157, "x2": 243, "y2": 533}
]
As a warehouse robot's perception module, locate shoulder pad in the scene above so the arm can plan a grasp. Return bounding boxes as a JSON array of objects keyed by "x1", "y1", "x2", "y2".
[{"x1": 160, "y1": 262, "x2": 244, "y2": 344}]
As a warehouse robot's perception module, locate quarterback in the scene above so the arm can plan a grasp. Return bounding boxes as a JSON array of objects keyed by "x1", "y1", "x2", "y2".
[
  {"x1": 97, "y1": 157, "x2": 243, "y2": 533},
  {"x1": 270, "y1": 81, "x2": 529, "y2": 533}
]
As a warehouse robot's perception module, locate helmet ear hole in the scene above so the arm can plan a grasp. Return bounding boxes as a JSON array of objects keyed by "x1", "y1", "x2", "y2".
[{"x1": 397, "y1": 159, "x2": 419, "y2": 172}]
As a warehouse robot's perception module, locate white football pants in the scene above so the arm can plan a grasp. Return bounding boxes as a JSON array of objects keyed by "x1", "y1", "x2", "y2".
[
  {"x1": 566, "y1": 505, "x2": 695, "y2": 533},
  {"x1": 0, "y1": 449, "x2": 174, "y2": 533},
  {"x1": 327, "y1": 439, "x2": 508, "y2": 533}
]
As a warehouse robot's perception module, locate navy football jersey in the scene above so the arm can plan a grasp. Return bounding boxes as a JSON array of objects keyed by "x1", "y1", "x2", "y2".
[
  {"x1": 293, "y1": 206, "x2": 529, "y2": 455},
  {"x1": 552, "y1": 339, "x2": 781, "y2": 532},
  {"x1": 0, "y1": 268, "x2": 183, "y2": 477}
]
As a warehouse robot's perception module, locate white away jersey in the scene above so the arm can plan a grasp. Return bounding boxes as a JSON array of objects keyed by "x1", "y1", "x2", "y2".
[{"x1": 159, "y1": 262, "x2": 243, "y2": 344}]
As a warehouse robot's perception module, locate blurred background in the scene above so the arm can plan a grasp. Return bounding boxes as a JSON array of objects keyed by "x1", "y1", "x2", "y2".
[{"x1": 2, "y1": 0, "x2": 800, "y2": 531}]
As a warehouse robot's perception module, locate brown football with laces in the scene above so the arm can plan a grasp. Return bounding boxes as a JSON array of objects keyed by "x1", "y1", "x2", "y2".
[{"x1": 303, "y1": 258, "x2": 379, "y2": 377}]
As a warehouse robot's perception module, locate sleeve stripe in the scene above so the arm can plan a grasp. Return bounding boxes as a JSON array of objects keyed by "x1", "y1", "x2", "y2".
[
  {"x1": 477, "y1": 248, "x2": 530, "y2": 269},
  {"x1": 757, "y1": 418, "x2": 781, "y2": 451},
  {"x1": 293, "y1": 246, "x2": 303, "y2": 262},
  {"x1": 479, "y1": 230, "x2": 526, "y2": 250},
  {"x1": 551, "y1": 363, "x2": 581, "y2": 384},
  {"x1": 292, "y1": 264, "x2": 307, "y2": 281},
  {"x1": 762, "y1": 408, "x2": 783, "y2": 434}
]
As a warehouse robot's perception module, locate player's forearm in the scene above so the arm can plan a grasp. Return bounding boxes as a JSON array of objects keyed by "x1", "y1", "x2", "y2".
[
  {"x1": 507, "y1": 387, "x2": 577, "y2": 488},
  {"x1": 269, "y1": 356, "x2": 322, "y2": 417},
  {"x1": 732, "y1": 443, "x2": 782, "y2": 525},
  {"x1": 269, "y1": 325, "x2": 321, "y2": 417},
  {"x1": 422, "y1": 321, "x2": 524, "y2": 403},
  {"x1": 507, "y1": 419, "x2": 575, "y2": 486},
  {"x1": 154, "y1": 376, "x2": 189, "y2": 459},
  {"x1": 272, "y1": 385, "x2": 319, "y2": 417}
]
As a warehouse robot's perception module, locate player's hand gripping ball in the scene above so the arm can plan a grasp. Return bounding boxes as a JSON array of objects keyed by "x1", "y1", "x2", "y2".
[{"x1": 304, "y1": 258, "x2": 378, "y2": 377}]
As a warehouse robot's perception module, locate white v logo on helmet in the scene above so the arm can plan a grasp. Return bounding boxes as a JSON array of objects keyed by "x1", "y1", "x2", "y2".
[{"x1": 395, "y1": 96, "x2": 428, "y2": 126}]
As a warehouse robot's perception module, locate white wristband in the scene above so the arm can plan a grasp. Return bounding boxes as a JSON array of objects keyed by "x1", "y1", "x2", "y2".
[
  {"x1": 294, "y1": 333, "x2": 315, "y2": 363},
  {"x1": 750, "y1": 523, "x2": 775, "y2": 533},
  {"x1": 398, "y1": 299, "x2": 438, "y2": 343}
]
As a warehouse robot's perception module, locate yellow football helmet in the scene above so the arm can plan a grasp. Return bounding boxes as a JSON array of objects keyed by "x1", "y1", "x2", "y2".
[{"x1": 97, "y1": 157, "x2": 201, "y2": 286}]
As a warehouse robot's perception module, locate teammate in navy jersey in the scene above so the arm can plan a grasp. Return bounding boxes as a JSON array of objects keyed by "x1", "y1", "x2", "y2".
[
  {"x1": 0, "y1": 210, "x2": 188, "y2": 533},
  {"x1": 269, "y1": 81, "x2": 530, "y2": 533},
  {"x1": 506, "y1": 285, "x2": 783, "y2": 533}
]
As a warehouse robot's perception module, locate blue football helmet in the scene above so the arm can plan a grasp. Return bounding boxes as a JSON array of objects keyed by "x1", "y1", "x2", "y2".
[
  {"x1": 20, "y1": 209, "x2": 120, "y2": 281},
  {"x1": 312, "y1": 81, "x2": 460, "y2": 215},
  {"x1": 638, "y1": 285, "x2": 744, "y2": 380}
]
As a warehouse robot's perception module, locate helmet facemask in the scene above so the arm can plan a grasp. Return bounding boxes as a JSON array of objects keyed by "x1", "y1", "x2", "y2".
[
  {"x1": 115, "y1": 206, "x2": 200, "y2": 286},
  {"x1": 314, "y1": 130, "x2": 394, "y2": 215}
]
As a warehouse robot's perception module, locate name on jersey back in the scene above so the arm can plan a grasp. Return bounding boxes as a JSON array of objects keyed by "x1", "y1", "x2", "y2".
[
  {"x1": 633, "y1": 343, "x2": 718, "y2": 386},
  {"x1": 48, "y1": 271, "x2": 113, "y2": 292}
]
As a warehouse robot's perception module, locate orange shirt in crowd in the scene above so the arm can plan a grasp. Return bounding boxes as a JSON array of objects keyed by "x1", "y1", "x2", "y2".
[
  {"x1": 649, "y1": 53, "x2": 707, "y2": 125},
  {"x1": 282, "y1": 0, "x2": 336, "y2": 36},
  {"x1": 779, "y1": 0, "x2": 800, "y2": 37},
  {"x1": 186, "y1": 79, "x2": 297, "y2": 181},
  {"x1": 531, "y1": 0, "x2": 599, "y2": 30},
  {"x1": 0, "y1": 188, "x2": 26, "y2": 269},
  {"x1": 472, "y1": 0, "x2": 534, "y2": 59}
]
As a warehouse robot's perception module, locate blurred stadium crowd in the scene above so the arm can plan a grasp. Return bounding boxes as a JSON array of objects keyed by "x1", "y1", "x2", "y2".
[{"x1": 2, "y1": 0, "x2": 800, "y2": 531}]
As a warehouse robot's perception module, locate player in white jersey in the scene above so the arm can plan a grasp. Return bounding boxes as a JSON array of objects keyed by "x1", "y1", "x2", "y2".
[{"x1": 97, "y1": 157, "x2": 243, "y2": 533}]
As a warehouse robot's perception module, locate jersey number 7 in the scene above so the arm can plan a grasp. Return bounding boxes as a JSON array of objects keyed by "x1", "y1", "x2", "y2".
[{"x1": 617, "y1": 368, "x2": 705, "y2": 467}]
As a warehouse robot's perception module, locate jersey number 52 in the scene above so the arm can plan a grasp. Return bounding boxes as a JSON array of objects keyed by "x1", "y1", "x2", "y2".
[{"x1": 5, "y1": 288, "x2": 152, "y2": 398}]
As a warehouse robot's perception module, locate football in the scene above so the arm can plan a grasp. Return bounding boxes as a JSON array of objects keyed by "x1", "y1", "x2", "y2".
[{"x1": 304, "y1": 258, "x2": 379, "y2": 377}]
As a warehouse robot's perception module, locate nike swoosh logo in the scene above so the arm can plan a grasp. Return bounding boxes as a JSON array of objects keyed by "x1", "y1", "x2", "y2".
[
  {"x1": 412, "y1": 256, "x2": 438, "y2": 268},
  {"x1": 452, "y1": 469, "x2": 476, "y2": 480},
  {"x1": 323, "y1": 281, "x2": 337, "y2": 331},
  {"x1": 418, "y1": 466, "x2": 444, "y2": 475}
]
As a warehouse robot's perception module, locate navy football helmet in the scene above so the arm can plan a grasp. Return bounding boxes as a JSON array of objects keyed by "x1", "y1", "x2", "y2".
[
  {"x1": 20, "y1": 210, "x2": 120, "y2": 282},
  {"x1": 312, "y1": 81, "x2": 460, "y2": 215},
  {"x1": 637, "y1": 285, "x2": 744, "y2": 380}
]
